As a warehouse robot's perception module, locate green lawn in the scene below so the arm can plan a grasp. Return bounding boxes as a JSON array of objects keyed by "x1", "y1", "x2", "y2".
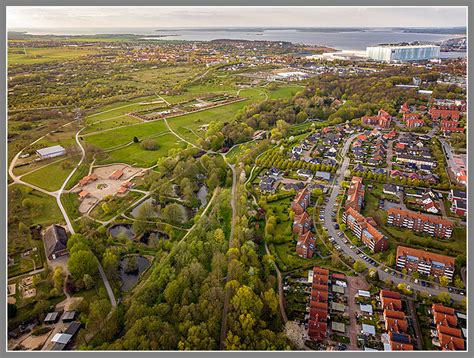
[
  {"x1": 8, "y1": 46, "x2": 100, "y2": 65},
  {"x1": 22, "y1": 156, "x2": 79, "y2": 192},
  {"x1": 10, "y1": 184, "x2": 64, "y2": 226},
  {"x1": 84, "y1": 120, "x2": 168, "y2": 149},
  {"x1": 97, "y1": 133, "x2": 187, "y2": 167},
  {"x1": 61, "y1": 193, "x2": 81, "y2": 222},
  {"x1": 267, "y1": 85, "x2": 302, "y2": 100},
  {"x1": 82, "y1": 115, "x2": 143, "y2": 134}
]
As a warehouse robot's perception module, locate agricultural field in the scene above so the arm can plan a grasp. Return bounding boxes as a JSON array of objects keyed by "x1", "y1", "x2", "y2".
[{"x1": 8, "y1": 46, "x2": 100, "y2": 65}]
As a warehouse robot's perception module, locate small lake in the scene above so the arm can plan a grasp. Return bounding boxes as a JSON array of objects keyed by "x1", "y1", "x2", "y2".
[
  {"x1": 197, "y1": 185, "x2": 208, "y2": 208},
  {"x1": 119, "y1": 255, "x2": 151, "y2": 292},
  {"x1": 108, "y1": 224, "x2": 134, "y2": 240},
  {"x1": 139, "y1": 230, "x2": 169, "y2": 244}
]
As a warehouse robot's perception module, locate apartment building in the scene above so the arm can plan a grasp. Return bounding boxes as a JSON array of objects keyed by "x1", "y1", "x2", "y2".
[
  {"x1": 396, "y1": 246, "x2": 455, "y2": 280},
  {"x1": 387, "y1": 207, "x2": 453, "y2": 239}
]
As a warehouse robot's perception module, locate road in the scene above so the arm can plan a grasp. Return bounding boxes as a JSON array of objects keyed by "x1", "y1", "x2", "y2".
[{"x1": 322, "y1": 133, "x2": 465, "y2": 302}]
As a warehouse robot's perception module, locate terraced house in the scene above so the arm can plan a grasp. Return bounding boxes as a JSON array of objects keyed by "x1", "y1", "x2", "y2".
[
  {"x1": 395, "y1": 246, "x2": 455, "y2": 281},
  {"x1": 387, "y1": 207, "x2": 453, "y2": 239}
]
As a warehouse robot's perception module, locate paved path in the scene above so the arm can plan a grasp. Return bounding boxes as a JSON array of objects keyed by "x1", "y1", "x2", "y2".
[{"x1": 323, "y1": 133, "x2": 465, "y2": 302}]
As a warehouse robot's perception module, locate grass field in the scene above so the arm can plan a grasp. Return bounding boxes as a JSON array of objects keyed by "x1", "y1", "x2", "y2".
[
  {"x1": 8, "y1": 46, "x2": 100, "y2": 65},
  {"x1": 22, "y1": 156, "x2": 79, "y2": 192},
  {"x1": 267, "y1": 85, "x2": 303, "y2": 100},
  {"x1": 61, "y1": 193, "x2": 82, "y2": 222},
  {"x1": 98, "y1": 133, "x2": 186, "y2": 167},
  {"x1": 11, "y1": 184, "x2": 64, "y2": 225},
  {"x1": 82, "y1": 114, "x2": 144, "y2": 134}
]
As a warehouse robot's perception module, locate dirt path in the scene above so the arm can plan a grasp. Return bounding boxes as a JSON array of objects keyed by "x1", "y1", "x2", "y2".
[{"x1": 265, "y1": 242, "x2": 288, "y2": 323}]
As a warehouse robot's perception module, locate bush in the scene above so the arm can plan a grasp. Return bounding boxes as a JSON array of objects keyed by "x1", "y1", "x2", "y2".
[{"x1": 141, "y1": 138, "x2": 159, "y2": 151}]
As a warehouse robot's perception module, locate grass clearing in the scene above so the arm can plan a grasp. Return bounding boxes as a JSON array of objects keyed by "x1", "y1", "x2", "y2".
[
  {"x1": 22, "y1": 156, "x2": 80, "y2": 192},
  {"x1": 97, "y1": 133, "x2": 186, "y2": 167},
  {"x1": 10, "y1": 184, "x2": 64, "y2": 226},
  {"x1": 8, "y1": 46, "x2": 100, "y2": 65}
]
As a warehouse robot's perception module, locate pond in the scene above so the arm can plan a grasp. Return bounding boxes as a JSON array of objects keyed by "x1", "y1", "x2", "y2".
[
  {"x1": 119, "y1": 255, "x2": 151, "y2": 292},
  {"x1": 139, "y1": 230, "x2": 169, "y2": 245},
  {"x1": 197, "y1": 185, "x2": 208, "y2": 208},
  {"x1": 108, "y1": 224, "x2": 134, "y2": 240}
]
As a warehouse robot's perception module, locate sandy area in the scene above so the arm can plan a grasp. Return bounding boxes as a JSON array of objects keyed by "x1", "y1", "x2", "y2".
[{"x1": 20, "y1": 333, "x2": 50, "y2": 350}]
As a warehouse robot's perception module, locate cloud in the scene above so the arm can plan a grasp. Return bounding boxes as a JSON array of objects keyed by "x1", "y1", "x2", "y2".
[{"x1": 7, "y1": 6, "x2": 467, "y2": 29}]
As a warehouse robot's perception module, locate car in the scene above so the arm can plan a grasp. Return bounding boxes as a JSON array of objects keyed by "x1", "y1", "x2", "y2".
[
  {"x1": 421, "y1": 281, "x2": 426, "y2": 287},
  {"x1": 391, "y1": 271, "x2": 397, "y2": 276},
  {"x1": 414, "y1": 279, "x2": 419, "y2": 284},
  {"x1": 335, "y1": 224, "x2": 339, "y2": 229},
  {"x1": 384, "y1": 268, "x2": 389, "y2": 273},
  {"x1": 448, "y1": 287, "x2": 453, "y2": 292},
  {"x1": 343, "y1": 239, "x2": 348, "y2": 244},
  {"x1": 398, "y1": 273, "x2": 403, "y2": 278},
  {"x1": 460, "y1": 290, "x2": 465, "y2": 296},
  {"x1": 349, "y1": 245, "x2": 355, "y2": 249}
]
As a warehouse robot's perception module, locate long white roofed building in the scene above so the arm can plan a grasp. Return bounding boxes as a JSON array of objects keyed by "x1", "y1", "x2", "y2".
[{"x1": 367, "y1": 45, "x2": 440, "y2": 62}]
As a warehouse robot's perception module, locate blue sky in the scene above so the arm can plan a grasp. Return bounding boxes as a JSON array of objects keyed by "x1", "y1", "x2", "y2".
[{"x1": 7, "y1": 6, "x2": 467, "y2": 29}]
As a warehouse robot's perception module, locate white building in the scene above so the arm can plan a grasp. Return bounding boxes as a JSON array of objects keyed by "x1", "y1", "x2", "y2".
[
  {"x1": 36, "y1": 145, "x2": 66, "y2": 159},
  {"x1": 366, "y1": 45, "x2": 440, "y2": 62}
]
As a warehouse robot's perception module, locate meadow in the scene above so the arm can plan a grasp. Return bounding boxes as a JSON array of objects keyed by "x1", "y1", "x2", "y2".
[{"x1": 8, "y1": 46, "x2": 100, "y2": 65}]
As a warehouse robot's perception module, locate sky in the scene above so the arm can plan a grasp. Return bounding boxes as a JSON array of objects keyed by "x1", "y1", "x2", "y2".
[{"x1": 7, "y1": 6, "x2": 467, "y2": 29}]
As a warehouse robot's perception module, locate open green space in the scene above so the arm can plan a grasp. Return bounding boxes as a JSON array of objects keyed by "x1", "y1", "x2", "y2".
[
  {"x1": 82, "y1": 115, "x2": 143, "y2": 134},
  {"x1": 22, "y1": 156, "x2": 80, "y2": 192},
  {"x1": 10, "y1": 184, "x2": 64, "y2": 226},
  {"x1": 97, "y1": 133, "x2": 186, "y2": 167},
  {"x1": 90, "y1": 191, "x2": 145, "y2": 221},
  {"x1": 8, "y1": 46, "x2": 100, "y2": 65}
]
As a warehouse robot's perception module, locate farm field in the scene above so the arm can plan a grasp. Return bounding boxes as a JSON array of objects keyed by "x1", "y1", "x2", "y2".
[{"x1": 8, "y1": 46, "x2": 100, "y2": 65}]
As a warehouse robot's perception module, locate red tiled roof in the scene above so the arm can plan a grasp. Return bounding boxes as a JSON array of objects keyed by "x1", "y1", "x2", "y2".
[
  {"x1": 439, "y1": 333, "x2": 465, "y2": 351},
  {"x1": 384, "y1": 309, "x2": 406, "y2": 320},
  {"x1": 380, "y1": 290, "x2": 401, "y2": 299},
  {"x1": 397, "y1": 246, "x2": 455, "y2": 269},
  {"x1": 387, "y1": 207, "x2": 454, "y2": 227}
]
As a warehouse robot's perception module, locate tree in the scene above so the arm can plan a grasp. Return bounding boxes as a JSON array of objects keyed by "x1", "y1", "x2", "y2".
[
  {"x1": 454, "y1": 278, "x2": 465, "y2": 289},
  {"x1": 133, "y1": 136, "x2": 139, "y2": 143},
  {"x1": 83, "y1": 274, "x2": 95, "y2": 290},
  {"x1": 161, "y1": 203, "x2": 185, "y2": 225},
  {"x1": 102, "y1": 249, "x2": 120, "y2": 279},
  {"x1": 437, "y1": 292, "x2": 451, "y2": 306},
  {"x1": 124, "y1": 256, "x2": 138, "y2": 274},
  {"x1": 439, "y1": 276, "x2": 450, "y2": 287},
  {"x1": 52, "y1": 267, "x2": 64, "y2": 291},
  {"x1": 353, "y1": 259, "x2": 366, "y2": 273},
  {"x1": 141, "y1": 138, "x2": 159, "y2": 151},
  {"x1": 68, "y1": 250, "x2": 98, "y2": 280}
]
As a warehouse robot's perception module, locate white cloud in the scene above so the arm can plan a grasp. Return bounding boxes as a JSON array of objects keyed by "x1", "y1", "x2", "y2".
[{"x1": 7, "y1": 6, "x2": 467, "y2": 29}]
